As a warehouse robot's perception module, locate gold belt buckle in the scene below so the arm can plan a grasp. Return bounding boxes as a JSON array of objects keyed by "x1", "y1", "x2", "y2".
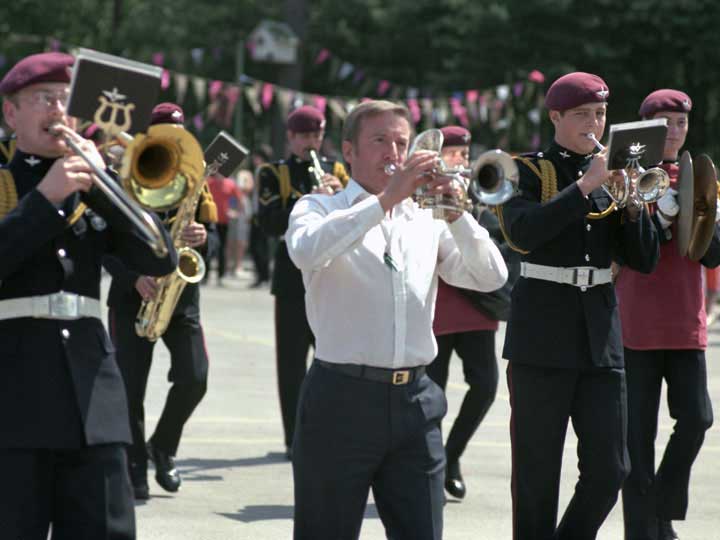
[{"x1": 392, "y1": 370, "x2": 411, "y2": 385}]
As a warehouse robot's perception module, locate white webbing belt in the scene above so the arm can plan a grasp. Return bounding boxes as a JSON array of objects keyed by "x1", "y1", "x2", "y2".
[
  {"x1": 0, "y1": 292, "x2": 102, "y2": 321},
  {"x1": 520, "y1": 262, "x2": 612, "y2": 288}
]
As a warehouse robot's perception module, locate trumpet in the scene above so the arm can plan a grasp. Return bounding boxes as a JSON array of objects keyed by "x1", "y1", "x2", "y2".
[
  {"x1": 383, "y1": 129, "x2": 518, "y2": 219},
  {"x1": 308, "y1": 149, "x2": 334, "y2": 194},
  {"x1": 51, "y1": 123, "x2": 169, "y2": 257},
  {"x1": 586, "y1": 133, "x2": 669, "y2": 207}
]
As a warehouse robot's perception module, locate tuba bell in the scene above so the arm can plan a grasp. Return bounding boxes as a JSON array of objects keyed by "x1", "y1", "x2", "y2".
[{"x1": 676, "y1": 151, "x2": 718, "y2": 261}]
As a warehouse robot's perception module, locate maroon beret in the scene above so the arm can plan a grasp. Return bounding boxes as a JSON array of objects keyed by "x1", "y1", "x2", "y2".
[
  {"x1": 150, "y1": 102, "x2": 185, "y2": 125},
  {"x1": 440, "y1": 126, "x2": 471, "y2": 148},
  {"x1": 0, "y1": 52, "x2": 74, "y2": 96},
  {"x1": 287, "y1": 105, "x2": 325, "y2": 133},
  {"x1": 545, "y1": 72, "x2": 610, "y2": 111},
  {"x1": 639, "y1": 89, "x2": 692, "y2": 118}
]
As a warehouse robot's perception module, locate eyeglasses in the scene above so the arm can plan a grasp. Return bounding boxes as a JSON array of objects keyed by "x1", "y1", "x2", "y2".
[{"x1": 21, "y1": 89, "x2": 71, "y2": 110}]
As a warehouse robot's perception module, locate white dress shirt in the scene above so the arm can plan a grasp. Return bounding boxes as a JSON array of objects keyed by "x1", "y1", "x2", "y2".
[{"x1": 287, "y1": 179, "x2": 508, "y2": 368}]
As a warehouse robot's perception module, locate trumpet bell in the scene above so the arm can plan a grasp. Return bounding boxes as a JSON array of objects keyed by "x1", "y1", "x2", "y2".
[
  {"x1": 470, "y1": 149, "x2": 519, "y2": 206},
  {"x1": 635, "y1": 167, "x2": 670, "y2": 203}
]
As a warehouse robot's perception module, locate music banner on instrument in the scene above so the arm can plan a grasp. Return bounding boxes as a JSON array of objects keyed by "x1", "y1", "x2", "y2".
[
  {"x1": 67, "y1": 48, "x2": 163, "y2": 135},
  {"x1": 204, "y1": 131, "x2": 249, "y2": 178}
]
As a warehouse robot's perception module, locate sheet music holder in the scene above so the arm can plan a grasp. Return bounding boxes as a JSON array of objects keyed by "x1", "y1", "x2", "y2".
[
  {"x1": 67, "y1": 48, "x2": 163, "y2": 135},
  {"x1": 606, "y1": 118, "x2": 668, "y2": 170},
  {"x1": 204, "y1": 131, "x2": 249, "y2": 177}
]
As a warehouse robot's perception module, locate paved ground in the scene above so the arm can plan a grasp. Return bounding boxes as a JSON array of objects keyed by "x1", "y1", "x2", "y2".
[{"x1": 113, "y1": 269, "x2": 720, "y2": 540}]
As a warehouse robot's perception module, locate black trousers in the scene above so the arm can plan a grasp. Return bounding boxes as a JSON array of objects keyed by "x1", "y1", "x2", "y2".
[
  {"x1": 622, "y1": 348, "x2": 713, "y2": 540},
  {"x1": 507, "y1": 362, "x2": 630, "y2": 540},
  {"x1": 206, "y1": 223, "x2": 229, "y2": 280},
  {"x1": 427, "y1": 330, "x2": 498, "y2": 464},
  {"x1": 0, "y1": 445, "x2": 135, "y2": 540},
  {"x1": 293, "y1": 361, "x2": 447, "y2": 540},
  {"x1": 275, "y1": 295, "x2": 314, "y2": 448},
  {"x1": 109, "y1": 306, "x2": 208, "y2": 469},
  {"x1": 249, "y1": 218, "x2": 270, "y2": 282}
]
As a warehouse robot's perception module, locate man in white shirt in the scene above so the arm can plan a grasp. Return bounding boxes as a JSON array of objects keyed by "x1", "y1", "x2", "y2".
[{"x1": 286, "y1": 100, "x2": 507, "y2": 540}]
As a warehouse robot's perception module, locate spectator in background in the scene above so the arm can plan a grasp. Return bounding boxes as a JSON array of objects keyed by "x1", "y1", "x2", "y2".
[
  {"x1": 248, "y1": 144, "x2": 273, "y2": 288},
  {"x1": 227, "y1": 170, "x2": 251, "y2": 278},
  {"x1": 206, "y1": 171, "x2": 244, "y2": 286}
]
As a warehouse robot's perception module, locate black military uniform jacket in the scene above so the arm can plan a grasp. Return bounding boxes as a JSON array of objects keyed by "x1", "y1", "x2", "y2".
[
  {"x1": 499, "y1": 142, "x2": 660, "y2": 369},
  {"x1": 103, "y1": 206, "x2": 219, "y2": 319},
  {"x1": 0, "y1": 151, "x2": 176, "y2": 449},
  {"x1": 257, "y1": 153, "x2": 348, "y2": 299}
]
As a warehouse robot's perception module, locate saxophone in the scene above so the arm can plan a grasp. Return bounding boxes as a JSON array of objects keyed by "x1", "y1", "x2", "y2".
[{"x1": 120, "y1": 125, "x2": 209, "y2": 341}]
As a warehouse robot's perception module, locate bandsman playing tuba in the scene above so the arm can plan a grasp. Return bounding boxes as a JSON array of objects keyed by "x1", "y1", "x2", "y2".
[
  {"x1": 257, "y1": 105, "x2": 349, "y2": 459},
  {"x1": 616, "y1": 89, "x2": 720, "y2": 540},
  {"x1": 0, "y1": 52, "x2": 177, "y2": 539},
  {"x1": 497, "y1": 72, "x2": 660, "y2": 540},
  {"x1": 103, "y1": 103, "x2": 219, "y2": 500}
]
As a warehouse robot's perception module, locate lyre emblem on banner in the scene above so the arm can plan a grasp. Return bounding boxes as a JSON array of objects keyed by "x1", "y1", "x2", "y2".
[
  {"x1": 625, "y1": 142, "x2": 647, "y2": 170},
  {"x1": 94, "y1": 87, "x2": 136, "y2": 136}
]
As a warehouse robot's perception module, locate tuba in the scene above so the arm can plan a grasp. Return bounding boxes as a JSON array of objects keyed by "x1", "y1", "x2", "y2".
[{"x1": 118, "y1": 124, "x2": 209, "y2": 341}]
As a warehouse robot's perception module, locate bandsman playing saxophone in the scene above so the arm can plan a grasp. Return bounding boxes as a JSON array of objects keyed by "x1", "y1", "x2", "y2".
[{"x1": 103, "y1": 103, "x2": 219, "y2": 500}]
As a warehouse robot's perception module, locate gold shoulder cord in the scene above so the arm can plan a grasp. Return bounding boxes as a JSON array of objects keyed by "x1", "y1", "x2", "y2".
[
  {"x1": 333, "y1": 161, "x2": 350, "y2": 187},
  {"x1": 0, "y1": 169, "x2": 87, "y2": 226},
  {"x1": 0, "y1": 169, "x2": 18, "y2": 220}
]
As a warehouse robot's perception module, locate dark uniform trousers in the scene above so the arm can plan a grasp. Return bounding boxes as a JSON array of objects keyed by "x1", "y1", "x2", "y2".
[
  {"x1": 1, "y1": 446, "x2": 135, "y2": 540},
  {"x1": 508, "y1": 363, "x2": 630, "y2": 540},
  {"x1": 108, "y1": 298, "x2": 209, "y2": 468},
  {"x1": 0, "y1": 150, "x2": 177, "y2": 539},
  {"x1": 622, "y1": 348, "x2": 713, "y2": 540},
  {"x1": 427, "y1": 330, "x2": 498, "y2": 464},
  {"x1": 275, "y1": 291, "x2": 314, "y2": 448},
  {"x1": 293, "y1": 361, "x2": 447, "y2": 540}
]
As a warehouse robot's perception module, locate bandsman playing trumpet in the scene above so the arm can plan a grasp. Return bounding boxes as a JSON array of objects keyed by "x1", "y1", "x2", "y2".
[
  {"x1": 616, "y1": 90, "x2": 720, "y2": 540},
  {"x1": 498, "y1": 72, "x2": 660, "y2": 540},
  {"x1": 0, "y1": 52, "x2": 176, "y2": 540},
  {"x1": 103, "y1": 103, "x2": 219, "y2": 500},
  {"x1": 257, "y1": 105, "x2": 348, "y2": 459}
]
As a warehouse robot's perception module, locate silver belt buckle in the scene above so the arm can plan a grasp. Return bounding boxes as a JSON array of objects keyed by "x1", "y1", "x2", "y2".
[
  {"x1": 48, "y1": 292, "x2": 80, "y2": 320},
  {"x1": 573, "y1": 267, "x2": 593, "y2": 287}
]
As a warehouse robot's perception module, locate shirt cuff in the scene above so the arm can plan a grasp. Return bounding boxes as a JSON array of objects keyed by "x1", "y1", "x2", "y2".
[{"x1": 448, "y1": 211, "x2": 490, "y2": 239}]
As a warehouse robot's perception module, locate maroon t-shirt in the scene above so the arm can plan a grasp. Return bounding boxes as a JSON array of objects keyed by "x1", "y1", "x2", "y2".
[{"x1": 433, "y1": 278, "x2": 499, "y2": 336}]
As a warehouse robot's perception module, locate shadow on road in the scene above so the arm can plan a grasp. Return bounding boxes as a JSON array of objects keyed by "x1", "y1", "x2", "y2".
[
  {"x1": 219, "y1": 504, "x2": 381, "y2": 523},
  {"x1": 174, "y1": 452, "x2": 289, "y2": 482}
]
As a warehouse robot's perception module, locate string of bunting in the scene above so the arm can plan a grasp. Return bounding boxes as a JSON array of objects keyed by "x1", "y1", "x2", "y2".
[{"x1": 1, "y1": 33, "x2": 547, "y2": 145}]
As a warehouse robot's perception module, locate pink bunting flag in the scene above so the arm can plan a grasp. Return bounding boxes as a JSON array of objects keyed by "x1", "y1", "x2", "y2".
[
  {"x1": 161, "y1": 69, "x2": 170, "y2": 90},
  {"x1": 152, "y1": 52, "x2": 165, "y2": 66},
  {"x1": 407, "y1": 99, "x2": 422, "y2": 125},
  {"x1": 449, "y1": 97, "x2": 470, "y2": 128},
  {"x1": 315, "y1": 48, "x2": 331, "y2": 65},
  {"x1": 209, "y1": 80, "x2": 223, "y2": 101},
  {"x1": 377, "y1": 80, "x2": 391, "y2": 96},
  {"x1": 466, "y1": 90, "x2": 479, "y2": 103},
  {"x1": 223, "y1": 86, "x2": 241, "y2": 126},
  {"x1": 313, "y1": 95, "x2": 327, "y2": 114},
  {"x1": 528, "y1": 69, "x2": 545, "y2": 84},
  {"x1": 261, "y1": 83, "x2": 274, "y2": 110}
]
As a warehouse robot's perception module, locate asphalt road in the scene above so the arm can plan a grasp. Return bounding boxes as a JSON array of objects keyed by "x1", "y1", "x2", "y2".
[{"x1": 115, "y1": 270, "x2": 720, "y2": 540}]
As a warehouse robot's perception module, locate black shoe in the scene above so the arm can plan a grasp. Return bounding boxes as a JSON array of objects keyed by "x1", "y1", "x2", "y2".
[
  {"x1": 445, "y1": 461, "x2": 466, "y2": 500},
  {"x1": 658, "y1": 520, "x2": 679, "y2": 540},
  {"x1": 147, "y1": 441, "x2": 182, "y2": 493},
  {"x1": 129, "y1": 461, "x2": 150, "y2": 501}
]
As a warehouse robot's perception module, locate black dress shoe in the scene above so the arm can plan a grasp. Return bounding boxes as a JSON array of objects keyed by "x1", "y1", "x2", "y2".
[
  {"x1": 129, "y1": 461, "x2": 149, "y2": 500},
  {"x1": 147, "y1": 441, "x2": 182, "y2": 493},
  {"x1": 445, "y1": 461, "x2": 466, "y2": 500},
  {"x1": 658, "y1": 520, "x2": 679, "y2": 540}
]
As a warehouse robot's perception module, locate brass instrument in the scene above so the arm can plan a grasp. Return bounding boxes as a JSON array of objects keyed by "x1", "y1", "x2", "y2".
[
  {"x1": 384, "y1": 129, "x2": 517, "y2": 219},
  {"x1": 308, "y1": 149, "x2": 334, "y2": 193},
  {"x1": 50, "y1": 124, "x2": 169, "y2": 257},
  {"x1": 119, "y1": 124, "x2": 208, "y2": 341},
  {"x1": 586, "y1": 133, "x2": 670, "y2": 208}
]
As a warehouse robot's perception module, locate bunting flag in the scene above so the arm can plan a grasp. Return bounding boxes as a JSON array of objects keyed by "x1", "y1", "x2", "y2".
[
  {"x1": 192, "y1": 76, "x2": 207, "y2": 106},
  {"x1": 315, "y1": 48, "x2": 331, "y2": 65},
  {"x1": 161, "y1": 69, "x2": 171, "y2": 90},
  {"x1": 261, "y1": 83, "x2": 274, "y2": 110},
  {"x1": 313, "y1": 95, "x2": 327, "y2": 115},
  {"x1": 245, "y1": 82, "x2": 262, "y2": 115},
  {"x1": 407, "y1": 98, "x2": 421, "y2": 125},
  {"x1": 209, "y1": 80, "x2": 223, "y2": 101},
  {"x1": 174, "y1": 73, "x2": 189, "y2": 105},
  {"x1": 152, "y1": 52, "x2": 165, "y2": 66},
  {"x1": 276, "y1": 88, "x2": 293, "y2": 120}
]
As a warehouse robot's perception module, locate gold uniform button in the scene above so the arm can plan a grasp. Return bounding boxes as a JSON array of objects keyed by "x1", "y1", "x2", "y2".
[{"x1": 586, "y1": 224, "x2": 592, "y2": 231}]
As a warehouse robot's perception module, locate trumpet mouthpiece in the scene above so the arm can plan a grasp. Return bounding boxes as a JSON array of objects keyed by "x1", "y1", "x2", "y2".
[{"x1": 384, "y1": 163, "x2": 397, "y2": 176}]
